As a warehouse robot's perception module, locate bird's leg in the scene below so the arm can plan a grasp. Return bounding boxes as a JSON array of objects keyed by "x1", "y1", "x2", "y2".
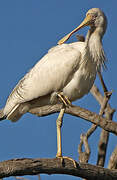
[
  {"x1": 56, "y1": 97, "x2": 77, "y2": 168},
  {"x1": 56, "y1": 108, "x2": 65, "y2": 157},
  {"x1": 56, "y1": 92, "x2": 71, "y2": 157}
]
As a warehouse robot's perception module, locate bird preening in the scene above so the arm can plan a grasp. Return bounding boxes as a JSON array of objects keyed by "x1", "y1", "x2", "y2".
[{"x1": 0, "y1": 8, "x2": 107, "y2": 159}]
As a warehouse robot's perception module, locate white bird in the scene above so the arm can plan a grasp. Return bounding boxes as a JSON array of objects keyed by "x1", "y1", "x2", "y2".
[{"x1": 0, "y1": 8, "x2": 107, "y2": 159}]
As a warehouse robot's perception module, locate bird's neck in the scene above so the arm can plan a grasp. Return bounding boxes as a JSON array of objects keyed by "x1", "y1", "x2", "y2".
[{"x1": 86, "y1": 27, "x2": 106, "y2": 70}]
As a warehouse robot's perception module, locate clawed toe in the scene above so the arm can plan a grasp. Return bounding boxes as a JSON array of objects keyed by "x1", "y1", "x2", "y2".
[
  {"x1": 57, "y1": 92, "x2": 71, "y2": 107},
  {"x1": 56, "y1": 155, "x2": 78, "y2": 168}
]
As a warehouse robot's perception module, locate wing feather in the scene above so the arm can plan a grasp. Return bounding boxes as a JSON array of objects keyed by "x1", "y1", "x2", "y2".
[{"x1": 5, "y1": 44, "x2": 81, "y2": 110}]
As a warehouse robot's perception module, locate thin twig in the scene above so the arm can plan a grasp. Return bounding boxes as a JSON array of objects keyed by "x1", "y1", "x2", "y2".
[
  {"x1": 97, "y1": 71, "x2": 108, "y2": 92},
  {"x1": 108, "y1": 146, "x2": 117, "y2": 169},
  {"x1": 77, "y1": 87, "x2": 111, "y2": 180},
  {"x1": 96, "y1": 73, "x2": 113, "y2": 167},
  {"x1": 86, "y1": 89, "x2": 111, "y2": 139},
  {"x1": 78, "y1": 134, "x2": 91, "y2": 180},
  {"x1": 96, "y1": 106, "x2": 114, "y2": 167},
  {"x1": 78, "y1": 133, "x2": 90, "y2": 163}
]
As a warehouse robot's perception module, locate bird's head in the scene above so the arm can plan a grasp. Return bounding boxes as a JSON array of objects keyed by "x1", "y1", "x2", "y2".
[
  {"x1": 86, "y1": 8, "x2": 107, "y2": 34},
  {"x1": 58, "y1": 8, "x2": 107, "y2": 45}
]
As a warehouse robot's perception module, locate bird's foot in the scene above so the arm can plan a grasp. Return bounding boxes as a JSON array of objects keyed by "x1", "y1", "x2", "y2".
[
  {"x1": 62, "y1": 156, "x2": 77, "y2": 168},
  {"x1": 57, "y1": 92, "x2": 71, "y2": 107},
  {"x1": 56, "y1": 154, "x2": 77, "y2": 168}
]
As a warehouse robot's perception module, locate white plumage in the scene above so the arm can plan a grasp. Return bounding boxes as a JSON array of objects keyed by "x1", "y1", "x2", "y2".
[
  {"x1": 0, "y1": 7, "x2": 108, "y2": 160},
  {"x1": 0, "y1": 8, "x2": 107, "y2": 123},
  {"x1": 2, "y1": 42, "x2": 96, "y2": 121}
]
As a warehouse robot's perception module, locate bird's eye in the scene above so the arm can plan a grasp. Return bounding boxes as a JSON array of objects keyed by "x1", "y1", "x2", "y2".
[
  {"x1": 92, "y1": 13, "x2": 98, "y2": 19},
  {"x1": 90, "y1": 13, "x2": 98, "y2": 22},
  {"x1": 87, "y1": 13, "x2": 97, "y2": 22}
]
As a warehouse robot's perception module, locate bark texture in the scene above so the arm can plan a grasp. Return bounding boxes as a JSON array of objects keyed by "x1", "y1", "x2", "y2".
[{"x1": 0, "y1": 158, "x2": 117, "y2": 180}]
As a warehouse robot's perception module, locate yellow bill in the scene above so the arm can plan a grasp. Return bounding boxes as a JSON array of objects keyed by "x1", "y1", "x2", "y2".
[{"x1": 58, "y1": 14, "x2": 92, "y2": 45}]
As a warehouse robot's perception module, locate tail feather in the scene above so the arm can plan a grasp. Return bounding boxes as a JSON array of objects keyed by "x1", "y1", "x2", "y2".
[
  {"x1": 0, "y1": 103, "x2": 30, "y2": 122},
  {"x1": 7, "y1": 103, "x2": 30, "y2": 122},
  {"x1": 0, "y1": 108, "x2": 6, "y2": 121}
]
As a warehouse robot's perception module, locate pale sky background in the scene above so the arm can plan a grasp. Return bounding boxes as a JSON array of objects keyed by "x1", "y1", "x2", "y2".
[{"x1": 0, "y1": 1, "x2": 117, "y2": 180}]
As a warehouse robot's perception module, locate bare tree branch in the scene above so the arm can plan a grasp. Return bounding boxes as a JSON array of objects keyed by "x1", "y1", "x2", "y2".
[
  {"x1": 81, "y1": 83, "x2": 112, "y2": 139},
  {"x1": 77, "y1": 81, "x2": 114, "y2": 178},
  {"x1": 97, "y1": 71, "x2": 108, "y2": 93},
  {"x1": 78, "y1": 84, "x2": 110, "y2": 166},
  {"x1": 96, "y1": 107, "x2": 114, "y2": 167},
  {"x1": 29, "y1": 104, "x2": 117, "y2": 135},
  {"x1": 108, "y1": 146, "x2": 117, "y2": 170},
  {"x1": 0, "y1": 158, "x2": 117, "y2": 180},
  {"x1": 78, "y1": 133, "x2": 91, "y2": 180},
  {"x1": 78, "y1": 133, "x2": 90, "y2": 163},
  {"x1": 97, "y1": 128, "x2": 109, "y2": 166},
  {"x1": 91, "y1": 85, "x2": 115, "y2": 166},
  {"x1": 92, "y1": 73, "x2": 113, "y2": 167}
]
